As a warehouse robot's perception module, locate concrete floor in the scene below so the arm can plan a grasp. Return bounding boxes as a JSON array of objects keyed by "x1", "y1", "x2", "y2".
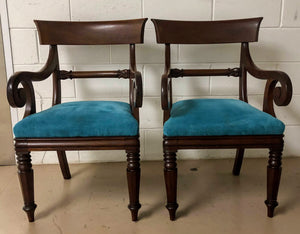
[{"x1": 0, "y1": 158, "x2": 300, "y2": 234}]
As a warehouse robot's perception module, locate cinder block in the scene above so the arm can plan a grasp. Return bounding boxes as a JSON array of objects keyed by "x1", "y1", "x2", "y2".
[
  {"x1": 144, "y1": 0, "x2": 212, "y2": 28},
  {"x1": 214, "y1": 0, "x2": 281, "y2": 27},
  {"x1": 172, "y1": 64, "x2": 210, "y2": 97},
  {"x1": 111, "y1": 29, "x2": 178, "y2": 64},
  {"x1": 140, "y1": 98, "x2": 163, "y2": 129},
  {"x1": 39, "y1": 45, "x2": 110, "y2": 65},
  {"x1": 71, "y1": 0, "x2": 142, "y2": 21},
  {"x1": 282, "y1": 0, "x2": 300, "y2": 27},
  {"x1": 10, "y1": 30, "x2": 38, "y2": 64},
  {"x1": 144, "y1": 64, "x2": 164, "y2": 97},
  {"x1": 7, "y1": 0, "x2": 70, "y2": 28},
  {"x1": 179, "y1": 43, "x2": 240, "y2": 63},
  {"x1": 144, "y1": 129, "x2": 163, "y2": 160},
  {"x1": 251, "y1": 28, "x2": 300, "y2": 62},
  {"x1": 74, "y1": 65, "x2": 131, "y2": 99},
  {"x1": 210, "y1": 63, "x2": 240, "y2": 95}
]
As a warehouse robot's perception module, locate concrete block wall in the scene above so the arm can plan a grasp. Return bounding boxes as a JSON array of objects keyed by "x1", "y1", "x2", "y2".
[{"x1": 6, "y1": 0, "x2": 300, "y2": 164}]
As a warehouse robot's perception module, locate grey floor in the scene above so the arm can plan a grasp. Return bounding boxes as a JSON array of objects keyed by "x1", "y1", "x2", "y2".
[{"x1": 0, "y1": 157, "x2": 300, "y2": 234}]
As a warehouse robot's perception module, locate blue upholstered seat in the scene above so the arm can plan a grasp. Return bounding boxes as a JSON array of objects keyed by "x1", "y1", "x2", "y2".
[
  {"x1": 14, "y1": 101, "x2": 138, "y2": 138},
  {"x1": 164, "y1": 99, "x2": 285, "y2": 137}
]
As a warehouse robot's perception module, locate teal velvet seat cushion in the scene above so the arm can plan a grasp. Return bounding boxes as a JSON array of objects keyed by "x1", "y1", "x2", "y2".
[
  {"x1": 164, "y1": 99, "x2": 285, "y2": 137},
  {"x1": 14, "y1": 101, "x2": 139, "y2": 138}
]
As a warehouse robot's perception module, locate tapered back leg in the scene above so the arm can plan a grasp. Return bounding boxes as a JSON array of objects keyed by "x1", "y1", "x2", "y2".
[
  {"x1": 232, "y1": 148, "x2": 245, "y2": 176},
  {"x1": 57, "y1": 151, "x2": 71, "y2": 179}
]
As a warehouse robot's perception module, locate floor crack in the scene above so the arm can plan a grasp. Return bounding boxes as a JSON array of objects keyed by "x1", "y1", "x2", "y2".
[{"x1": 52, "y1": 216, "x2": 63, "y2": 234}]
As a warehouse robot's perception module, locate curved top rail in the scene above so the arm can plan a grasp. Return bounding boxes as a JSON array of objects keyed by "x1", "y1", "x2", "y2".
[
  {"x1": 152, "y1": 17, "x2": 263, "y2": 44},
  {"x1": 35, "y1": 18, "x2": 148, "y2": 45}
]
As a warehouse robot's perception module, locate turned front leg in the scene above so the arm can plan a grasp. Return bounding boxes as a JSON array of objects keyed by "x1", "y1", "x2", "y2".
[
  {"x1": 16, "y1": 152, "x2": 37, "y2": 222},
  {"x1": 164, "y1": 150, "x2": 178, "y2": 221},
  {"x1": 126, "y1": 149, "x2": 141, "y2": 221},
  {"x1": 265, "y1": 147, "x2": 283, "y2": 217}
]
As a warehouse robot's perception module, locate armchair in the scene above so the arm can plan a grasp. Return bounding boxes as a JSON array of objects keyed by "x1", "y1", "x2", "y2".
[
  {"x1": 152, "y1": 17, "x2": 292, "y2": 220},
  {"x1": 7, "y1": 18, "x2": 147, "y2": 222}
]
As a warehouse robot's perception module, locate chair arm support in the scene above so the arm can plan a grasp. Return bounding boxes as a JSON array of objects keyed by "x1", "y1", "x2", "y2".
[
  {"x1": 6, "y1": 46, "x2": 58, "y2": 118},
  {"x1": 243, "y1": 43, "x2": 292, "y2": 116},
  {"x1": 161, "y1": 71, "x2": 172, "y2": 110},
  {"x1": 130, "y1": 70, "x2": 143, "y2": 108}
]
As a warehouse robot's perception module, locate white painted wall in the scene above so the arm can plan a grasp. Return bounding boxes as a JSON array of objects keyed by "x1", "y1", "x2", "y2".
[{"x1": 4, "y1": 0, "x2": 300, "y2": 164}]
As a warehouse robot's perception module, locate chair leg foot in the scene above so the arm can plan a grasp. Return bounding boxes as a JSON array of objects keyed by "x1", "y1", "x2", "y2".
[
  {"x1": 57, "y1": 151, "x2": 71, "y2": 179},
  {"x1": 164, "y1": 150, "x2": 178, "y2": 221},
  {"x1": 128, "y1": 204, "x2": 141, "y2": 221},
  {"x1": 17, "y1": 152, "x2": 37, "y2": 222},
  {"x1": 265, "y1": 200, "x2": 278, "y2": 218},
  {"x1": 265, "y1": 147, "x2": 282, "y2": 218},
  {"x1": 232, "y1": 148, "x2": 245, "y2": 176},
  {"x1": 126, "y1": 149, "x2": 141, "y2": 221},
  {"x1": 166, "y1": 203, "x2": 179, "y2": 221},
  {"x1": 23, "y1": 203, "x2": 37, "y2": 222}
]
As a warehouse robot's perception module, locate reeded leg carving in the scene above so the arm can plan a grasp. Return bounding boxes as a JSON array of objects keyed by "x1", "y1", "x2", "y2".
[
  {"x1": 126, "y1": 148, "x2": 141, "y2": 221},
  {"x1": 265, "y1": 147, "x2": 283, "y2": 217},
  {"x1": 164, "y1": 150, "x2": 178, "y2": 221},
  {"x1": 232, "y1": 148, "x2": 245, "y2": 176},
  {"x1": 57, "y1": 151, "x2": 71, "y2": 179},
  {"x1": 16, "y1": 152, "x2": 37, "y2": 222}
]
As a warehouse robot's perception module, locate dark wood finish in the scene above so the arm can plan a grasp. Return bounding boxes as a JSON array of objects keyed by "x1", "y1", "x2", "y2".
[
  {"x1": 164, "y1": 150, "x2": 178, "y2": 220},
  {"x1": 265, "y1": 147, "x2": 283, "y2": 217},
  {"x1": 129, "y1": 43, "x2": 143, "y2": 119},
  {"x1": 15, "y1": 137, "x2": 139, "y2": 151},
  {"x1": 232, "y1": 148, "x2": 245, "y2": 176},
  {"x1": 7, "y1": 18, "x2": 147, "y2": 222},
  {"x1": 152, "y1": 18, "x2": 262, "y2": 44},
  {"x1": 16, "y1": 152, "x2": 37, "y2": 222},
  {"x1": 153, "y1": 18, "x2": 293, "y2": 220},
  {"x1": 59, "y1": 69, "x2": 132, "y2": 79},
  {"x1": 169, "y1": 68, "x2": 240, "y2": 78},
  {"x1": 162, "y1": 44, "x2": 172, "y2": 122},
  {"x1": 57, "y1": 151, "x2": 71, "y2": 179},
  {"x1": 163, "y1": 135, "x2": 284, "y2": 149},
  {"x1": 126, "y1": 147, "x2": 141, "y2": 221},
  {"x1": 35, "y1": 19, "x2": 147, "y2": 45}
]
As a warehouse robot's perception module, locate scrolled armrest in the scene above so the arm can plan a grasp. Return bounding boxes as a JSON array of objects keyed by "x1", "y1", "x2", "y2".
[
  {"x1": 6, "y1": 45, "x2": 58, "y2": 118},
  {"x1": 246, "y1": 62, "x2": 292, "y2": 106},
  {"x1": 243, "y1": 43, "x2": 292, "y2": 116}
]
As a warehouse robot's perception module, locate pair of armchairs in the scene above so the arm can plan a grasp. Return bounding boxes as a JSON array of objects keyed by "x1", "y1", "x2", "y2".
[{"x1": 7, "y1": 18, "x2": 292, "y2": 222}]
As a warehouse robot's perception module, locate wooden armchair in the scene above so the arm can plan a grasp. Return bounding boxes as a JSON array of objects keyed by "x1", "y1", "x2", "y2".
[
  {"x1": 7, "y1": 18, "x2": 147, "y2": 222},
  {"x1": 152, "y1": 18, "x2": 292, "y2": 220}
]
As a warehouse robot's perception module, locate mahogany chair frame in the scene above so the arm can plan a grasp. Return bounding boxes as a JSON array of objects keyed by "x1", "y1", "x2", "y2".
[
  {"x1": 152, "y1": 18, "x2": 293, "y2": 220},
  {"x1": 7, "y1": 18, "x2": 148, "y2": 222}
]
